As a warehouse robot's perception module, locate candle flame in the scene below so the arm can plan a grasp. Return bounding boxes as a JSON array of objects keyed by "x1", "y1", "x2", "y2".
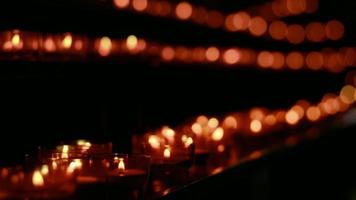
[
  {"x1": 184, "y1": 137, "x2": 194, "y2": 148},
  {"x1": 66, "y1": 159, "x2": 82, "y2": 174},
  {"x1": 11, "y1": 33, "x2": 21, "y2": 48},
  {"x1": 62, "y1": 34, "x2": 72, "y2": 49},
  {"x1": 118, "y1": 158, "x2": 125, "y2": 172},
  {"x1": 77, "y1": 140, "x2": 91, "y2": 151},
  {"x1": 250, "y1": 120, "x2": 262, "y2": 133},
  {"x1": 52, "y1": 161, "x2": 58, "y2": 170},
  {"x1": 98, "y1": 36, "x2": 112, "y2": 56},
  {"x1": 74, "y1": 159, "x2": 83, "y2": 169},
  {"x1": 61, "y1": 145, "x2": 69, "y2": 159},
  {"x1": 32, "y1": 170, "x2": 44, "y2": 187},
  {"x1": 163, "y1": 146, "x2": 171, "y2": 159},
  {"x1": 211, "y1": 127, "x2": 224, "y2": 141},
  {"x1": 40, "y1": 165, "x2": 49, "y2": 176},
  {"x1": 181, "y1": 134, "x2": 188, "y2": 143},
  {"x1": 162, "y1": 127, "x2": 175, "y2": 143},
  {"x1": 208, "y1": 118, "x2": 219, "y2": 129},
  {"x1": 148, "y1": 135, "x2": 161, "y2": 149},
  {"x1": 126, "y1": 35, "x2": 138, "y2": 50},
  {"x1": 191, "y1": 123, "x2": 202, "y2": 136}
]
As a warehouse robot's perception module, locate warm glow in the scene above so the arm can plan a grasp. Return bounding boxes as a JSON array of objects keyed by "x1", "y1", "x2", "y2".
[
  {"x1": 175, "y1": 46, "x2": 189, "y2": 60},
  {"x1": 32, "y1": 170, "x2": 44, "y2": 187},
  {"x1": 324, "y1": 98, "x2": 340, "y2": 114},
  {"x1": 249, "y1": 150, "x2": 262, "y2": 160},
  {"x1": 61, "y1": 145, "x2": 69, "y2": 159},
  {"x1": 305, "y1": 0, "x2": 319, "y2": 13},
  {"x1": 286, "y1": 0, "x2": 306, "y2": 14},
  {"x1": 11, "y1": 33, "x2": 22, "y2": 48},
  {"x1": 126, "y1": 35, "x2": 138, "y2": 50},
  {"x1": 137, "y1": 39, "x2": 146, "y2": 51},
  {"x1": 306, "y1": 22, "x2": 325, "y2": 42},
  {"x1": 67, "y1": 159, "x2": 82, "y2": 174},
  {"x1": 249, "y1": 108, "x2": 265, "y2": 120},
  {"x1": 163, "y1": 146, "x2": 171, "y2": 158},
  {"x1": 264, "y1": 114, "x2": 277, "y2": 126},
  {"x1": 325, "y1": 20, "x2": 344, "y2": 41},
  {"x1": 132, "y1": 0, "x2": 147, "y2": 11},
  {"x1": 250, "y1": 120, "x2": 262, "y2": 133},
  {"x1": 232, "y1": 12, "x2": 250, "y2": 30},
  {"x1": 162, "y1": 127, "x2": 175, "y2": 143},
  {"x1": 276, "y1": 111, "x2": 286, "y2": 122},
  {"x1": 306, "y1": 52, "x2": 324, "y2": 70},
  {"x1": 114, "y1": 0, "x2": 130, "y2": 9},
  {"x1": 205, "y1": 46, "x2": 220, "y2": 62},
  {"x1": 208, "y1": 118, "x2": 219, "y2": 129},
  {"x1": 223, "y1": 116, "x2": 238, "y2": 129},
  {"x1": 223, "y1": 48, "x2": 241, "y2": 64},
  {"x1": 258, "y1": 51, "x2": 274, "y2": 68},
  {"x1": 197, "y1": 115, "x2": 208, "y2": 125},
  {"x1": 323, "y1": 52, "x2": 343, "y2": 73},
  {"x1": 40, "y1": 165, "x2": 49, "y2": 176},
  {"x1": 249, "y1": 17, "x2": 267, "y2": 36},
  {"x1": 272, "y1": 1, "x2": 287, "y2": 17},
  {"x1": 306, "y1": 106, "x2": 321, "y2": 121},
  {"x1": 161, "y1": 46, "x2": 175, "y2": 61},
  {"x1": 98, "y1": 36, "x2": 112, "y2": 57},
  {"x1": 285, "y1": 109, "x2": 300, "y2": 125},
  {"x1": 67, "y1": 162, "x2": 76, "y2": 174},
  {"x1": 217, "y1": 145, "x2": 225, "y2": 152},
  {"x1": 44, "y1": 38, "x2": 56, "y2": 52},
  {"x1": 192, "y1": 47, "x2": 205, "y2": 62},
  {"x1": 340, "y1": 85, "x2": 355, "y2": 104},
  {"x1": 118, "y1": 158, "x2": 125, "y2": 172},
  {"x1": 286, "y1": 24, "x2": 305, "y2": 44},
  {"x1": 11, "y1": 33, "x2": 21, "y2": 47},
  {"x1": 148, "y1": 135, "x2": 161, "y2": 149},
  {"x1": 269, "y1": 21, "x2": 287, "y2": 40},
  {"x1": 62, "y1": 34, "x2": 73, "y2": 49},
  {"x1": 225, "y1": 14, "x2": 237, "y2": 31},
  {"x1": 3, "y1": 41, "x2": 13, "y2": 51},
  {"x1": 175, "y1": 2, "x2": 193, "y2": 20},
  {"x1": 271, "y1": 52, "x2": 285, "y2": 69},
  {"x1": 211, "y1": 127, "x2": 224, "y2": 141},
  {"x1": 286, "y1": 52, "x2": 304, "y2": 70},
  {"x1": 181, "y1": 134, "x2": 188, "y2": 143},
  {"x1": 191, "y1": 123, "x2": 203, "y2": 135},
  {"x1": 52, "y1": 161, "x2": 58, "y2": 170},
  {"x1": 74, "y1": 159, "x2": 83, "y2": 170},
  {"x1": 74, "y1": 40, "x2": 84, "y2": 51},
  {"x1": 291, "y1": 105, "x2": 305, "y2": 119},
  {"x1": 184, "y1": 137, "x2": 193, "y2": 148}
]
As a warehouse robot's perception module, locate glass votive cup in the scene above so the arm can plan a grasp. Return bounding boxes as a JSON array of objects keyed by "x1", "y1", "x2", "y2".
[
  {"x1": 0, "y1": 30, "x2": 41, "y2": 61},
  {"x1": 71, "y1": 153, "x2": 151, "y2": 200},
  {"x1": 0, "y1": 164, "x2": 76, "y2": 200}
]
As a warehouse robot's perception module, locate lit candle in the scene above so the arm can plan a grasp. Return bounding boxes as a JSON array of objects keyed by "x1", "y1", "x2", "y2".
[
  {"x1": 118, "y1": 158, "x2": 125, "y2": 174},
  {"x1": 32, "y1": 170, "x2": 44, "y2": 187},
  {"x1": 163, "y1": 145, "x2": 171, "y2": 159}
]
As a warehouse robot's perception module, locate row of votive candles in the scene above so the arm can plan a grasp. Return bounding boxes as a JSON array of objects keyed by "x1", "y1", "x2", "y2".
[
  {"x1": 134, "y1": 82, "x2": 356, "y2": 161},
  {"x1": 0, "y1": 141, "x2": 150, "y2": 200}
]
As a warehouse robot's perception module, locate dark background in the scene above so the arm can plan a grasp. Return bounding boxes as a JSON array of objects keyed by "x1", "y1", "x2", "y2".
[{"x1": 0, "y1": 0, "x2": 354, "y2": 163}]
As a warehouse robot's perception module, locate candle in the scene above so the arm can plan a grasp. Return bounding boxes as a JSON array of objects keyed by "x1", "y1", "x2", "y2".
[
  {"x1": 32, "y1": 170, "x2": 44, "y2": 187},
  {"x1": 163, "y1": 145, "x2": 171, "y2": 159},
  {"x1": 0, "y1": 30, "x2": 41, "y2": 60},
  {"x1": 134, "y1": 129, "x2": 195, "y2": 166},
  {"x1": 0, "y1": 165, "x2": 76, "y2": 200},
  {"x1": 106, "y1": 156, "x2": 148, "y2": 189}
]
